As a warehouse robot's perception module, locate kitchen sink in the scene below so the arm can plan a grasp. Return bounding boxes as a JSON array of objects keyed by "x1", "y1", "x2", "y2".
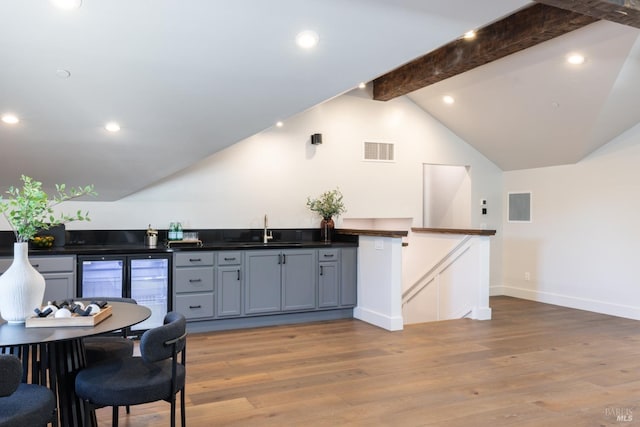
[
  {"x1": 237, "y1": 241, "x2": 303, "y2": 248},
  {"x1": 264, "y1": 241, "x2": 303, "y2": 246}
]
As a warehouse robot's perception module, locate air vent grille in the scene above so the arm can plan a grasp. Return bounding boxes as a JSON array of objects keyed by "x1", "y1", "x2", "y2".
[{"x1": 364, "y1": 142, "x2": 395, "y2": 162}]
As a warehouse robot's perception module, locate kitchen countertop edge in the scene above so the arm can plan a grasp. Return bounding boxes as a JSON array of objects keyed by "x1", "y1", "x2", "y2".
[{"x1": 0, "y1": 241, "x2": 358, "y2": 257}]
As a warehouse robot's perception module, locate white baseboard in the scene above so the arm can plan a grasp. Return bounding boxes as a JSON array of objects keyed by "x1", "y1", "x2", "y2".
[
  {"x1": 499, "y1": 285, "x2": 640, "y2": 320},
  {"x1": 490, "y1": 285, "x2": 505, "y2": 296},
  {"x1": 471, "y1": 306, "x2": 492, "y2": 320},
  {"x1": 354, "y1": 307, "x2": 404, "y2": 331}
]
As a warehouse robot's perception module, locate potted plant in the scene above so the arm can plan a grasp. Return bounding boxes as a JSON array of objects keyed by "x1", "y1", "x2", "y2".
[
  {"x1": 306, "y1": 187, "x2": 346, "y2": 242},
  {"x1": 0, "y1": 175, "x2": 95, "y2": 323}
]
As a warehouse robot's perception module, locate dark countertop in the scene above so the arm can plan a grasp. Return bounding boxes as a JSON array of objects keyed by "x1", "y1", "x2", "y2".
[
  {"x1": 411, "y1": 227, "x2": 496, "y2": 236},
  {"x1": 0, "y1": 240, "x2": 357, "y2": 257},
  {"x1": 0, "y1": 227, "x2": 360, "y2": 257},
  {"x1": 337, "y1": 229, "x2": 408, "y2": 238}
]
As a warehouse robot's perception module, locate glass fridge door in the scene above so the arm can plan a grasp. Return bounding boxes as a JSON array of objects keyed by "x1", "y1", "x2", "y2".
[
  {"x1": 130, "y1": 257, "x2": 169, "y2": 330},
  {"x1": 80, "y1": 259, "x2": 124, "y2": 298}
]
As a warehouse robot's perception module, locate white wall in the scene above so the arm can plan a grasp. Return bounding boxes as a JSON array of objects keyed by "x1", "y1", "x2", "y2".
[
  {"x1": 1, "y1": 92, "x2": 504, "y2": 284},
  {"x1": 423, "y1": 164, "x2": 471, "y2": 228},
  {"x1": 355, "y1": 235, "x2": 404, "y2": 331},
  {"x1": 500, "y1": 122, "x2": 640, "y2": 319},
  {"x1": 29, "y1": 92, "x2": 503, "y2": 229}
]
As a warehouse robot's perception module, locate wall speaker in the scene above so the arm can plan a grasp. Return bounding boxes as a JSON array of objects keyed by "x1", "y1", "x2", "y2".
[{"x1": 311, "y1": 133, "x2": 322, "y2": 145}]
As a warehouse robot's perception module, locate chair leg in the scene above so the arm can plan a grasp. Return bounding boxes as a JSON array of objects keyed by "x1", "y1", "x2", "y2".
[
  {"x1": 82, "y1": 400, "x2": 93, "y2": 427},
  {"x1": 170, "y1": 395, "x2": 176, "y2": 427},
  {"x1": 112, "y1": 405, "x2": 119, "y2": 427},
  {"x1": 180, "y1": 388, "x2": 186, "y2": 427}
]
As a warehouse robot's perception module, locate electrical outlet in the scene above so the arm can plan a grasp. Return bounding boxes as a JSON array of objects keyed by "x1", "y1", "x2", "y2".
[{"x1": 524, "y1": 272, "x2": 530, "y2": 281}]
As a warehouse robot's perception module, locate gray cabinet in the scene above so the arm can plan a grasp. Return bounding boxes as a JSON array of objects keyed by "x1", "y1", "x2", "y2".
[
  {"x1": 281, "y1": 250, "x2": 316, "y2": 311},
  {"x1": 245, "y1": 250, "x2": 281, "y2": 314},
  {"x1": 173, "y1": 252, "x2": 215, "y2": 320},
  {"x1": 245, "y1": 249, "x2": 316, "y2": 314},
  {"x1": 217, "y1": 251, "x2": 243, "y2": 317},
  {"x1": 340, "y1": 247, "x2": 357, "y2": 307},
  {"x1": 172, "y1": 245, "x2": 357, "y2": 324},
  {"x1": 0, "y1": 255, "x2": 76, "y2": 304},
  {"x1": 318, "y1": 249, "x2": 339, "y2": 308}
]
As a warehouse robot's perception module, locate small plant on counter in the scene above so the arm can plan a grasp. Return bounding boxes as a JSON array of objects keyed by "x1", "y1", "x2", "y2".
[
  {"x1": 306, "y1": 187, "x2": 346, "y2": 219},
  {"x1": 0, "y1": 175, "x2": 97, "y2": 243}
]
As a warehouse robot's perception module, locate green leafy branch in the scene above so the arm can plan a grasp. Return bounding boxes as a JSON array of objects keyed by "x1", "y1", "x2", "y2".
[
  {"x1": 306, "y1": 187, "x2": 346, "y2": 219},
  {"x1": 0, "y1": 175, "x2": 97, "y2": 242}
]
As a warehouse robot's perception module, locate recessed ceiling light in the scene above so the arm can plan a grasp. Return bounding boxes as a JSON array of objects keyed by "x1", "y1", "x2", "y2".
[
  {"x1": 443, "y1": 95, "x2": 455, "y2": 105},
  {"x1": 275, "y1": 121, "x2": 284, "y2": 128},
  {"x1": 295, "y1": 31, "x2": 319, "y2": 49},
  {"x1": 51, "y1": 0, "x2": 82, "y2": 10},
  {"x1": 567, "y1": 53, "x2": 585, "y2": 65},
  {"x1": 463, "y1": 30, "x2": 476, "y2": 40},
  {"x1": 358, "y1": 82, "x2": 366, "y2": 89},
  {"x1": 105, "y1": 122, "x2": 121, "y2": 132},
  {"x1": 1, "y1": 114, "x2": 19, "y2": 124}
]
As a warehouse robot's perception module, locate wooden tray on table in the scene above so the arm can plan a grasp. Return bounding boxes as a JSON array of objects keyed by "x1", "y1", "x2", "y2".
[{"x1": 25, "y1": 304, "x2": 113, "y2": 328}]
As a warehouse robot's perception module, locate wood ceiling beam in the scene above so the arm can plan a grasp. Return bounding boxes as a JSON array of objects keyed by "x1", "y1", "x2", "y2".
[
  {"x1": 372, "y1": 3, "x2": 598, "y2": 101},
  {"x1": 535, "y1": 0, "x2": 640, "y2": 28}
]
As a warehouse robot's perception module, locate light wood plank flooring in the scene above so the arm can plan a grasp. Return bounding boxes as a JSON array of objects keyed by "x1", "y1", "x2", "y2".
[{"x1": 97, "y1": 296, "x2": 640, "y2": 426}]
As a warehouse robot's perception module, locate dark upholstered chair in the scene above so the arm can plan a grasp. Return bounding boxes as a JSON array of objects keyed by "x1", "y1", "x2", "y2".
[
  {"x1": 0, "y1": 354, "x2": 56, "y2": 427},
  {"x1": 75, "y1": 311, "x2": 187, "y2": 427},
  {"x1": 80, "y1": 297, "x2": 137, "y2": 365}
]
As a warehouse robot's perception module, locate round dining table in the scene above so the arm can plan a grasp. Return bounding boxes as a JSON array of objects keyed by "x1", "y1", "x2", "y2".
[{"x1": 0, "y1": 301, "x2": 151, "y2": 427}]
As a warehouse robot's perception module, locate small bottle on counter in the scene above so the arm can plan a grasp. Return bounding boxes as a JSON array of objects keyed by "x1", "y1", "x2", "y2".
[
  {"x1": 168, "y1": 222, "x2": 177, "y2": 240},
  {"x1": 176, "y1": 222, "x2": 183, "y2": 240}
]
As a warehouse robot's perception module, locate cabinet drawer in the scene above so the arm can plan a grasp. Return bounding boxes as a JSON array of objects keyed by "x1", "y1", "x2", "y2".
[
  {"x1": 31, "y1": 256, "x2": 75, "y2": 273},
  {"x1": 318, "y1": 249, "x2": 339, "y2": 262},
  {"x1": 217, "y1": 251, "x2": 242, "y2": 266},
  {"x1": 174, "y1": 252, "x2": 214, "y2": 267},
  {"x1": 0, "y1": 256, "x2": 75, "y2": 273},
  {"x1": 174, "y1": 267, "x2": 214, "y2": 293},
  {"x1": 175, "y1": 293, "x2": 214, "y2": 319}
]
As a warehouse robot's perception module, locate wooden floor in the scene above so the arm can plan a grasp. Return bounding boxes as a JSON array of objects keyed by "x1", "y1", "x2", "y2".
[{"x1": 97, "y1": 296, "x2": 640, "y2": 426}]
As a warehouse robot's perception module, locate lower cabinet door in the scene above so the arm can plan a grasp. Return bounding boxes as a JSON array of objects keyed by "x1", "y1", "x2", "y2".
[
  {"x1": 282, "y1": 250, "x2": 316, "y2": 311},
  {"x1": 175, "y1": 292, "x2": 214, "y2": 320},
  {"x1": 245, "y1": 251, "x2": 281, "y2": 314},
  {"x1": 318, "y1": 262, "x2": 339, "y2": 308},
  {"x1": 43, "y1": 272, "x2": 75, "y2": 303},
  {"x1": 217, "y1": 266, "x2": 242, "y2": 317}
]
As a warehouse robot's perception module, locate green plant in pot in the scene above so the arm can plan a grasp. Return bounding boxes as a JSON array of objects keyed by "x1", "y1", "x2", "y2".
[
  {"x1": 0, "y1": 175, "x2": 96, "y2": 323},
  {"x1": 306, "y1": 187, "x2": 346, "y2": 242}
]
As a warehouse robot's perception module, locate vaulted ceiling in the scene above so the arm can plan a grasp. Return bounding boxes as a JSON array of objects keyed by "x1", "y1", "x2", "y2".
[
  {"x1": 1, "y1": 1, "x2": 639, "y2": 199},
  {"x1": 376, "y1": 0, "x2": 640, "y2": 170}
]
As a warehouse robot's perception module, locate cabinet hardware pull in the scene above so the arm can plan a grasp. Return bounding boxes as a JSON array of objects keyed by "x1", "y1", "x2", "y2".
[
  {"x1": 189, "y1": 258, "x2": 201, "y2": 262},
  {"x1": 189, "y1": 305, "x2": 202, "y2": 309},
  {"x1": 189, "y1": 278, "x2": 202, "y2": 283},
  {"x1": 323, "y1": 254, "x2": 334, "y2": 258},
  {"x1": 278, "y1": 254, "x2": 282, "y2": 265},
  {"x1": 237, "y1": 269, "x2": 240, "y2": 281},
  {"x1": 320, "y1": 265, "x2": 323, "y2": 276},
  {"x1": 31, "y1": 264, "x2": 39, "y2": 268},
  {"x1": 282, "y1": 254, "x2": 286, "y2": 264},
  {"x1": 224, "y1": 257, "x2": 236, "y2": 261}
]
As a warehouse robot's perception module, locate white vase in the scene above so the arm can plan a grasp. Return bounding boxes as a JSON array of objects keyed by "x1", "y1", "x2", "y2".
[{"x1": 0, "y1": 242, "x2": 46, "y2": 323}]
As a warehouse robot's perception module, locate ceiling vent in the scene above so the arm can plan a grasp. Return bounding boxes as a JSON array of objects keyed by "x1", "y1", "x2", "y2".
[{"x1": 364, "y1": 142, "x2": 395, "y2": 162}]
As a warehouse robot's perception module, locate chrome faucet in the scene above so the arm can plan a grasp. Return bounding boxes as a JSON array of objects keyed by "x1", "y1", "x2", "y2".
[{"x1": 263, "y1": 214, "x2": 273, "y2": 243}]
